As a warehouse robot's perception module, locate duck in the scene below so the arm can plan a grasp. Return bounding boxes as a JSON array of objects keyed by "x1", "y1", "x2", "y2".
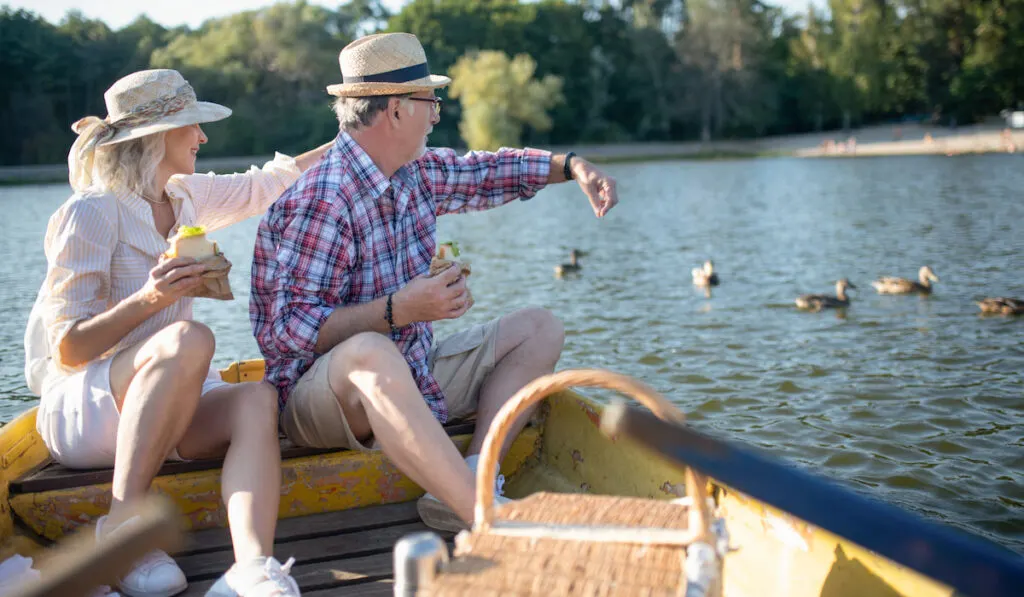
[
  {"x1": 554, "y1": 249, "x2": 582, "y2": 278},
  {"x1": 796, "y1": 279, "x2": 856, "y2": 311},
  {"x1": 871, "y1": 266, "x2": 939, "y2": 295},
  {"x1": 976, "y1": 297, "x2": 1024, "y2": 316},
  {"x1": 691, "y1": 260, "x2": 720, "y2": 288}
]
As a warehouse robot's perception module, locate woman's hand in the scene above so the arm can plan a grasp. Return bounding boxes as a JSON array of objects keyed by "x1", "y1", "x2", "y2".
[{"x1": 138, "y1": 257, "x2": 208, "y2": 309}]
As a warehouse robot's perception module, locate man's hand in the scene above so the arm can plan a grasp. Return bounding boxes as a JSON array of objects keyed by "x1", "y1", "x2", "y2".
[
  {"x1": 392, "y1": 264, "x2": 471, "y2": 325},
  {"x1": 572, "y1": 158, "x2": 619, "y2": 218}
]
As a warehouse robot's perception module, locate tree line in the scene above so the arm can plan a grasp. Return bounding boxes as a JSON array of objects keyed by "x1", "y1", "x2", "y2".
[{"x1": 2, "y1": 0, "x2": 1021, "y2": 164}]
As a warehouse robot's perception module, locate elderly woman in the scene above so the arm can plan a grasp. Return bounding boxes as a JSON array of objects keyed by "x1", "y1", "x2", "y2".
[{"x1": 24, "y1": 69, "x2": 330, "y2": 597}]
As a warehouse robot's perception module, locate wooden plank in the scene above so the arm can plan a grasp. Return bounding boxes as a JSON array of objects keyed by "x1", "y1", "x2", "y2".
[
  {"x1": 180, "y1": 577, "x2": 218, "y2": 596},
  {"x1": 181, "y1": 551, "x2": 396, "y2": 595},
  {"x1": 288, "y1": 550, "x2": 395, "y2": 588},
  {"x1": 177, "y1": 505, "x2": 455, "y2": 595},
  {"x1": 7, "y1": 438, "x2": 332, "y2": 494},
  {"x1": 177, "y1": 521, "x2": 439, "y2": 579},
  {"x1": 283, "y1": 538, "x2": 452, "y2": 591},
  {"x1": 11, "y1": 422, "x2": 476, "y2": 494},
  {"x1": 304, "y1": 580, "x2": 395, "y2": 596},
  {"x1": 10, "y1": 427, "x2": 543, "y2": 544},
  {"x1": 9, "y1": 447, "x2": 331, "y2": 494},
  {"x1": 179, "y1": 502, "x2": 420, "y2": 556}
]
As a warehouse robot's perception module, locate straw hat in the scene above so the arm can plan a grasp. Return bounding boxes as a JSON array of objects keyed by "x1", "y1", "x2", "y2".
[
  {"x1": 326, "y1": 33, "x2": 451, "y2": 97},
  {"x1": 72, "y1": 69, "x2": 231, "y2": 147}
]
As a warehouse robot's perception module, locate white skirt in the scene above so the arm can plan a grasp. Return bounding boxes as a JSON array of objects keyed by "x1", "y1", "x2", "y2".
[{"x1": 36, "y1": 356, "x2": 229, "y2": 469}]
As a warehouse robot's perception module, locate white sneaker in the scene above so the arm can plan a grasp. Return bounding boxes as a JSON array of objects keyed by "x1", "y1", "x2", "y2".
[
  {"x1": 417, "y1": 475, "x2": 509, "y2": 533},
  {"x1": 204, "y1": 557, "x2": 300, "y2": 597},
  {"x1": 96, "y1": 515, "x2": 188, "y2": 597}
]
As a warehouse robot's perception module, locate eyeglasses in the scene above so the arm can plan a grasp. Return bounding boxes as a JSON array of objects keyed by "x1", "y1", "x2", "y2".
[{"x1": 407, "y1": 97, "x2": 443, "y2": 116}]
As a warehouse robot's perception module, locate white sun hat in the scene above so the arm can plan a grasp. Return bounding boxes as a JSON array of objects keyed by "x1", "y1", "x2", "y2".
[
  {"x1": 326, "y1": 33, "x2": 451, "y2": 97},
  {"x1": 71, "y1": 69, "x2": 231, "y2": 147}
]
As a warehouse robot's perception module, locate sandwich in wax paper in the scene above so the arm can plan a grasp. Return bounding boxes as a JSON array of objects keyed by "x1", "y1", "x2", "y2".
[
  {"x1": 163, "y1": 225, "x2": 234, "y2": 300},
  {"x1": 430, "y1": 241, "x2": 473, "y2": 309}
]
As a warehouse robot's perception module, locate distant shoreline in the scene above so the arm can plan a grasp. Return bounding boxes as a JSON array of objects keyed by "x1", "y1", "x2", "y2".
[{"x1": 2, "y1": 122, "x2": 1019, "y2": 185}]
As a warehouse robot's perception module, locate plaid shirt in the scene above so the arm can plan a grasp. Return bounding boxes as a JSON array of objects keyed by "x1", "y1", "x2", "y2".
[{"x1": 250, "y1": 132, "x2": 551, "y2": 420}]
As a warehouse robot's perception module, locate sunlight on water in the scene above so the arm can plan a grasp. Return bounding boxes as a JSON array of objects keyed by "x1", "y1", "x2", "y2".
[{"x1": 2, "y1": 154, "x2": 1022, "y2": 552}]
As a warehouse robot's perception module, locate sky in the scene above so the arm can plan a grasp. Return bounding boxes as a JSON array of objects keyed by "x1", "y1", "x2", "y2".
[{"x1": 11, "y1": 0, "x2": 827, "y2": 30}]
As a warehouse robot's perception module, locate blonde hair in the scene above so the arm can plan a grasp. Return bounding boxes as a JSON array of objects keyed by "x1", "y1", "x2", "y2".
[{"x1": 68, "y1": 122, "x2": 166, "y2": 198}]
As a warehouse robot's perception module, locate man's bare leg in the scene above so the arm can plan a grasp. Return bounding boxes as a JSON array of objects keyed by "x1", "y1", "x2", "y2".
[
  {"x1": 325, "y1": 332, "x2": 475, "y2": 523},
  {"x1": 468, "y1": 307, "x2": 565, "y2": 459}
]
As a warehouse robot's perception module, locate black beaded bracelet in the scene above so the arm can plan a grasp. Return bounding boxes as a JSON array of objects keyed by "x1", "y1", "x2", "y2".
[
  {"x1": 385, "y1": 293, "x2": 397, "y2": 334},
  {"x1": 563, "y1": 151, "x2": 576, "y2": 180}
]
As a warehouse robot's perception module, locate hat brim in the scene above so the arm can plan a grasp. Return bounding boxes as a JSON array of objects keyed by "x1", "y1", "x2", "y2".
[
  {"x1": 326, "y1": 74, "x2": 451, "y2": 98},
  {"x1": 100, "y1": 101, "x2": 232, "y2": 146}
]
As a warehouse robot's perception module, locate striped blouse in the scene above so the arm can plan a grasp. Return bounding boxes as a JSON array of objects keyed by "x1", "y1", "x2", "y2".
[{"x1": 24, "y1": 153, "x2": 301, "y2": 397}]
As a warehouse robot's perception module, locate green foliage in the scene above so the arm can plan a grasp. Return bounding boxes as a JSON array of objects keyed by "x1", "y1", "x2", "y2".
[
  {"x1": 1, "y1": 0, "x2": 1022, "y2": 165},
  {"x1": 449, "y1": 50, "x2": 563, "y2": 150},
  {"x1": 150, "y1": 1, "x2": 366, "y2": 156}
]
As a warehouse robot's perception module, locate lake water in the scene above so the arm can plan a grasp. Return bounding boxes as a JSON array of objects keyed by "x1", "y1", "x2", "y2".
[{"x1": 1, "y1": 154, "x2": 1021, "y2": 553}]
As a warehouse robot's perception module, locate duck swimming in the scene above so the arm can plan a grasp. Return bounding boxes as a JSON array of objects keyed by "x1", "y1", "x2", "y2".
[
  {"x1": 691, "y1": 260, "x2": 720, "y2": 287},
  {"x1": 871, "y1": 266, "x2": 939, "y2": 294},
  {"x1": 976, "y1": 297, "x2": 1024, "y2": 316},
  {"x1": 554, "y1": 249, "x2": 582, "y2": 278},
  {"x1": 796, "y1": 279, "x2": 856, "y2": 311}
]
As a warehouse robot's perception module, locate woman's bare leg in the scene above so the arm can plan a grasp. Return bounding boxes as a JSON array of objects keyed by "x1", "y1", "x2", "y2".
[
  {"x1": 174, "y1": 382, "x2": 281, "y2": 563},
  {"x1": 106, "y1": 321, "x2": 215, "y2": 529}
]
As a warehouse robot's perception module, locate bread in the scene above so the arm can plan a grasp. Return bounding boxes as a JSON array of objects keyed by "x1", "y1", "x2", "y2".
[
  {"x1": 429, "y1": 242, "x2": 473, "y2": 309},
  {"x1": 429, "y1": 257, "x2": 472, "y2": 278},
  {"x1": 429, "y1": 241, "x2": 471, "y2": 278},
  {"x1": 165, "y1": 226, "x2": 218, "y2": 259},
  {"x1": 162, "y1": 225, "x2": 234, "y2": 301}
]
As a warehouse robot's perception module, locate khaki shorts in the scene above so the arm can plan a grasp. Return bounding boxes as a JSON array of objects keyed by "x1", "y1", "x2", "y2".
[{"x1": 282, "y1": 318, "x2": 500, "y2": 450}]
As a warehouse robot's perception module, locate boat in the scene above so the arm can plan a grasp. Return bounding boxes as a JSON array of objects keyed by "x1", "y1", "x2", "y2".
[{"x1": 0, "y1": 359, "x2": 1019, "y2": 596}]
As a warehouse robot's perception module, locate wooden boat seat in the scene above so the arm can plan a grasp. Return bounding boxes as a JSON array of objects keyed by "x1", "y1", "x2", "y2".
[
  {"x1": 9, "y1": 421, "x2": 475, "y2": 495},
  {"x1": 12, "y1": 359, "x2": 476, "y2": 495}
]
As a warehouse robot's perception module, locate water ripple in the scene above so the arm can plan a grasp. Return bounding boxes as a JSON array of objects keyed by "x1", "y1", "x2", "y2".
[{"x1": 3, "y1": 156, "x2": 1023, "y2": 553}]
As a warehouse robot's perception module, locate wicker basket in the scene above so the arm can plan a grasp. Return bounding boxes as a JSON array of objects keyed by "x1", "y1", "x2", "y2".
[{"x1": 408, "y1": 369, "x2": 724, "y2": 597}]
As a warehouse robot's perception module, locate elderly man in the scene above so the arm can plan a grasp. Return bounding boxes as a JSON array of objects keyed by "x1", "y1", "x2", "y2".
[{"x1": 249, "y1": 32, "x2": 619, "y2": 531}]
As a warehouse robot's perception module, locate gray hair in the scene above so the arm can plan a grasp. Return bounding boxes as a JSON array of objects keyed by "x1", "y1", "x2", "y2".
[
  {"x1": 70, "y1": 131, "x2": 167, "y2": 198},
  {"x1": 332, "y1": 94, "x2": 413, "y2": 132}
]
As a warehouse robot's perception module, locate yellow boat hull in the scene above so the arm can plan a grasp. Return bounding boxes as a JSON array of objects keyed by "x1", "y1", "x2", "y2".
[{"x1": 0, "y1": 360, "x2": 954, "y2": 596}]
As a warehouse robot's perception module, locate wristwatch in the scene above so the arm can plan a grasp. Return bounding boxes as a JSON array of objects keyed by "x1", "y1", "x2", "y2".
[{"x1": 563, "y1": 151, "x2": 576, "y2": 180}]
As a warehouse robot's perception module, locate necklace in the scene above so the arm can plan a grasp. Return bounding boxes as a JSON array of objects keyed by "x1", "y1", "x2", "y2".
[{"x1": 141, "y1": 190, "x2": 170, "y2": 205}]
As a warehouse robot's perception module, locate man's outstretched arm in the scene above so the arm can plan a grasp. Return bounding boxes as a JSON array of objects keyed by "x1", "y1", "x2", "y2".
[{"x1": 426, "y1": 148, "x2": 618, "y2": 219}]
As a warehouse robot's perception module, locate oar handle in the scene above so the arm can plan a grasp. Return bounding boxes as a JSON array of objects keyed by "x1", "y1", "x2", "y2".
[
  {"x1": 603, "y1": 404, "x2": 1024, "y2": 597},
  {"x1": 474, "y1": 369, "x2": 711, "y2": 538}
]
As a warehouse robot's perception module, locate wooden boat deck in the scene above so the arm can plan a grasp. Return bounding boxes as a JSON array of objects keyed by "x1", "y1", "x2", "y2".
[
  {"x1": 8, "y1": 424, "x2": 470, "y2": 596},
  {"x1": 177, "y1": 501, "x2": 449, "y2": 596}
]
